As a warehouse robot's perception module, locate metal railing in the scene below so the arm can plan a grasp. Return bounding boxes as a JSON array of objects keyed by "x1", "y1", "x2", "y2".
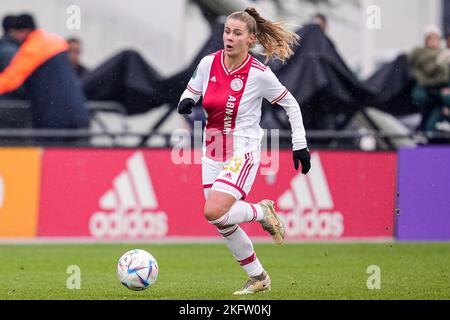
[
  {"x1": 1, "y1": 99, "x2": 449, "y2": 149},
  {"x1": 0, "y1": 128, "x2": 447, "y2": 149}
]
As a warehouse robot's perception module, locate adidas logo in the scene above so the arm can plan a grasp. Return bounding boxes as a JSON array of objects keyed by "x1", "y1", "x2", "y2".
[
  {"x1": 277, "y1": 154, "x2": 344, "y2": 238},
  {"x1": 224, "y1": 172, "x2": 232, "y2": 180},
  {"x1": 89, "y1": 151, "x2": 168, "y2": 238},
  {"x1": 210, "y1": 76, "x2": 217, "y2": 82}
]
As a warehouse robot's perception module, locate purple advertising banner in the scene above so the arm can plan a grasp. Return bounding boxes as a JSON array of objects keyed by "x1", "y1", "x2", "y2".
[{"x1": 397, "y1": 147, "x2": 450, "y2": 240}]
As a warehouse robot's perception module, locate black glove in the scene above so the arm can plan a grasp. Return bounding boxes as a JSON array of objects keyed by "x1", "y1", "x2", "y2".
[
  {"x1": 293, "y1": 148, "x2": 311, "y2": 174},
  {"x1": 177, "y1": 98, "x2": 195, "y2": 115}
]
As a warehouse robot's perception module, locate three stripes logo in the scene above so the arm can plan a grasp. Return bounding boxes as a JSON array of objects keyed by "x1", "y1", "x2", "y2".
[
  {"x1": 277, "y1": 154, "x2": 344, "y2": 238},
  {"x1": 89, "y1": 152, "x2": 168, "y2": 238}
]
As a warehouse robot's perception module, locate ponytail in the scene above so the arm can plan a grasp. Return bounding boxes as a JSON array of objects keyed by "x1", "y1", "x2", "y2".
[{"x1": 228, "y1": 7, "x2": 299, "y2": 63}]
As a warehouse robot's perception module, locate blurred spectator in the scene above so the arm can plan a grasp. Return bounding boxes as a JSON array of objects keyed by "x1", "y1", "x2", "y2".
[
  {"x1": 0, "y1": 15, "x2": 19, "y2": 72},
  {"x1": 409, "y1": 25, "x2": 450, "y2": 131},
  {"x1": 310, "y1": 13, "x2": 336, "y2": 50},
  {"x1": 0, "y1": 15, "x2": 25, "y2": 100},
  {"x1": 446, "y1": 31, "x2": 450, "y2": 49},
  {"x1": 0, "y1": 14, "x2": 89, "y2": 141},
  {"x1": 67, "y1": 37, "x2": 89, "y2": 78},
  {"x1": 312, "y1": 13, "x2": 328, "y2": 33},
  {"x1": 434, "y1": 31, "x2": 450, "y2": 132}
]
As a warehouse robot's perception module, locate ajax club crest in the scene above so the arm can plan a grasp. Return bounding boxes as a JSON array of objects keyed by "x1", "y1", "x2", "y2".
[{"x1": 231, "y1": 77, "x2": 244, "y2": 91}]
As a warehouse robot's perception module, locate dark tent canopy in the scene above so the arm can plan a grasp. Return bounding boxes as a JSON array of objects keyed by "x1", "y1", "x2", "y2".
[
  {"x1": 164, "y1": 22, "x2": 376, "y2": 130},
  {"x1": 82, "y1": 50, "x2": 167, "y2": 115},
  {"x1": 162, "y1": 19, "x2": 224, "y2": 109},
  {"x1": 364, "y1": 54, "x2": 419, "y2": 116},
  {"x1": 80, "y1": 22, "x2": 418, "y2": 127},
  {"x1": 81, "y1": 20, "x2": 225, "y2": 116},
  {"x1": 262, "y1": 24, "x2": 376, "y2": 130}
]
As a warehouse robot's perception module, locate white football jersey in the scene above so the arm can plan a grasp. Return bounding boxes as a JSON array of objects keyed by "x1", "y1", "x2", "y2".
[{"x1": 180, "y1": 50, "x2": 307, "y2": 161}]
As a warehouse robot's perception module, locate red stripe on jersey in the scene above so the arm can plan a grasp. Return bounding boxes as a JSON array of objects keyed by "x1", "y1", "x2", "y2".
[
  {"x1": 221, "y1": 51, "x2": 251, "y2": 76},
  {"x1": 203, "y1": 184, "x2": 213, "y2": 189},
  {"x1": 215, "y1": 179, "x2": 247, "y2": 199},
  {"x1": 187, "y1": 84, "x2": 201, "y2": 95},
  {"x1": 271, "y1": 88, "x2": 288, "y2": 105},
  {"x1": 251, "y1": 59, "x2": 267, "y2": 70},
  {"x1": 239, "y1": 253, "x2": 257, "y2": 266},
  {"x1": 251, "y1": 64, "x2": 266, "y2": 72},
  {"x1": 202, "y1": 50, "x2": 253, "y2": 161},
  {"x1": 252, "y1": 58, "x2": 266, "y2": 67}
]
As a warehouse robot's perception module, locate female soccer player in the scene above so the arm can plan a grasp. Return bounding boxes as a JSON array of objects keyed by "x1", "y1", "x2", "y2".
[{"x1": 178, "y1": 7, "x2": 311, "y2": 295}]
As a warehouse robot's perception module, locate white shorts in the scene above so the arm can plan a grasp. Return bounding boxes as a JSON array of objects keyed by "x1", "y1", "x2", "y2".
[{"x1": 202, "y1": 151, "x2": 260, "y2": 200}]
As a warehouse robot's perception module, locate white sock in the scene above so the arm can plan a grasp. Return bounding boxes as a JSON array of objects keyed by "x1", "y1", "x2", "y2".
[
  {"x1": 218, "y1": 225, "x2": 264, "y2": 277},
  {"x1": 210, "y1": 201, "x2": 264, "y2": 227}
]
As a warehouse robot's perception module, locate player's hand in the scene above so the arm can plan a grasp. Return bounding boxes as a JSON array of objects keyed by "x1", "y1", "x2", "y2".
[
  {"x1": 293, "y1": 148, "x2": 311, "y2": 174},
  {"x1": 177, "y1": 98, "x2": 195, "y2": 115}
]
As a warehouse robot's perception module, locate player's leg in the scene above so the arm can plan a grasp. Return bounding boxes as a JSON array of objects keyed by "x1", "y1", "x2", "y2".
[
  {"x1": 203, "y1": 154, "x2": 264, "y2": 225},
  {"x1": 202, "y1": 153, "x2": 269, "y2": 293},
  {"x1": 204, "y1": 189, "x2": 265, "y2": 274},
  {"x1": 210, "y1": 152, "x2": 285, "y2": 244},
  {"x1": 217, "y1": 223, "x2": 271, "y2": 295},
  {"x1": 205, "y1": 152, "x2": 281, "y2": 294},
  {"x1": 205, "y1": 189, "x2": 269, "y2": 294},
  {"x1": 202, "y1": 156, "x2": 220, "y2": 200},
  {"x1": 206, "y1": 197, "x2": 285, "y2": 244},
  {"x1": 205, "y1": 192, "x2": 263, "y2": 225}
]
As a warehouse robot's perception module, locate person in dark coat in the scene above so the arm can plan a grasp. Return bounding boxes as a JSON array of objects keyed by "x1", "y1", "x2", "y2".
[
  {"x1": 0, "y1": 14, "x2": 89, "y2": 140},
  {"x1": 67, "y1": 37, "x2": 89, "y2": 78},
  {"x1": 0, "y1": 15, "x2": 25, "y2": 100},
  {"x1": 0, "y1": 15, "x2": 19, "y2": 72},
  {"x1": 409, "y1": 25, "x2": 450, "y2": 131}
]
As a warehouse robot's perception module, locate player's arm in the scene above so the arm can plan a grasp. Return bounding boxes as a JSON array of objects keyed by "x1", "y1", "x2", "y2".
[
  {"x1": 178, "y1": 59, "x2": 205, "y2": 115},
  {"x1": 261, "y1": 68, "x2": 311, "y2": 174}
]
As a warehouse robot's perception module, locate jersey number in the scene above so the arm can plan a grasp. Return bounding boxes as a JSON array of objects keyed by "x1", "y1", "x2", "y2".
[{"x1": 224, "y1": 157, "x2": 244, "y2": 173}]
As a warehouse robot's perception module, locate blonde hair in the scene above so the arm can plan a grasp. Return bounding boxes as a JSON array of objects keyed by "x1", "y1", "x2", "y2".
[{"x1": 227, "y1": 7, "x2": 299, "y2": 63}]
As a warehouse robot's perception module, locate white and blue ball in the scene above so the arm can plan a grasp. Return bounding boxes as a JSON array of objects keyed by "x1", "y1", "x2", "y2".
[{"x1": 117, "y1": 249, "x2": 158, "y2": 291}]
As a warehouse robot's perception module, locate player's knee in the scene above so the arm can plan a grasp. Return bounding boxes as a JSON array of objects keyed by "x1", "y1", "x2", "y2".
[{"x1": 204, "y1": 201, "x2": 228, "y2": 222}]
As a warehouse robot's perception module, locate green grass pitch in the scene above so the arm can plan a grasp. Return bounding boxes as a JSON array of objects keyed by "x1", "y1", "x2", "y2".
[{"x1": 0, "y1": 243, "x2": 449, "y2": 300}]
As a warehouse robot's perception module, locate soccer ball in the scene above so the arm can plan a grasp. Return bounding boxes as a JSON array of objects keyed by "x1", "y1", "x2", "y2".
[{"x1": 117, "y1": 249, "x2": 158, "y2": 291}]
